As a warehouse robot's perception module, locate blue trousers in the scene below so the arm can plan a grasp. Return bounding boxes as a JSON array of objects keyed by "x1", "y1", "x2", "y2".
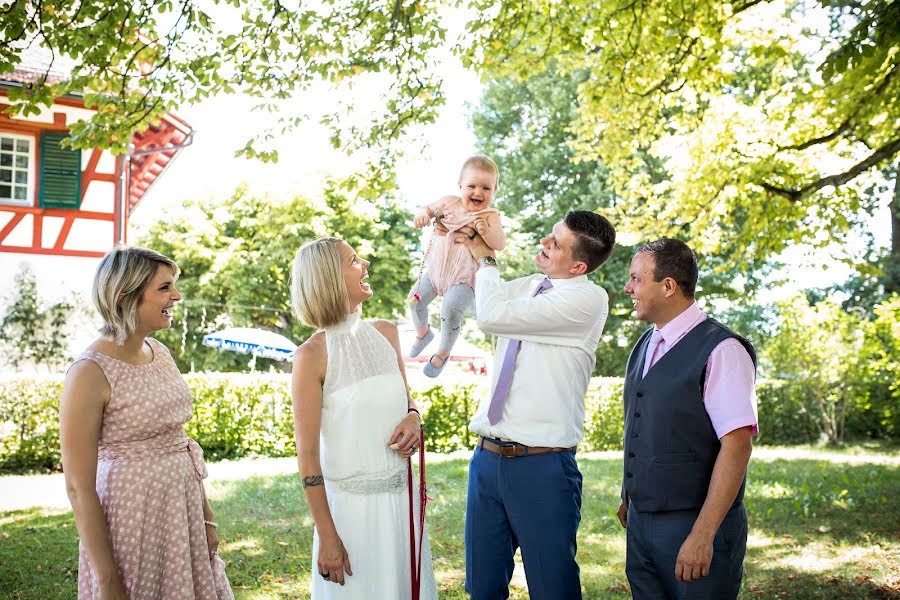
[
  {"x1": 465, "y1": 444, "x2": 583, "y2": 600},
  {"x1": 625, "y1": 502, "x2": 747, "y2": 600}
]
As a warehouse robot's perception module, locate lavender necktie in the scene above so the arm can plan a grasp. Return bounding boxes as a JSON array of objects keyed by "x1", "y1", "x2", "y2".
[
  {"x1": 487, "y1": 277, "x2": 553, "y2": 425},
  {"x1": 641, "y1": 329, "x2": 663, "y2": 378}
]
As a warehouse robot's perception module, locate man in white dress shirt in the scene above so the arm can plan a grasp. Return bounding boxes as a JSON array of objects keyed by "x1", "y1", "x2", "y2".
[{"x1": 452, "y1": 209, "x2": 616, "y2": 600}]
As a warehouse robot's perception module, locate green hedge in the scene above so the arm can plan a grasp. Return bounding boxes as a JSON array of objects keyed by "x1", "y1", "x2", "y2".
[
  {"x1": 0, "y1": 377, "x2": 62, "y2": 472},
  {"x1": 754, "y1": 379, "x2": 821, "y2": 445},
  {"x1": 0, "y1": 373, "x2": 880, "y2": 473},
  {"x1": 183, "y1": 374, "x2": 296, "y2": 461}
]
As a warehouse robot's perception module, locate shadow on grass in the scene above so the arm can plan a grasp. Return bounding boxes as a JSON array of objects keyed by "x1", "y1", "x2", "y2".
[
  {"x1": 745, "y1": 458, "x2": 900, "y2": 543},
  {"x1": 743, "y1": 566, "x2": 900, "y2": 600},
  {"x1": 208, "y1": 473, "x2": 313, "y2": 597}
]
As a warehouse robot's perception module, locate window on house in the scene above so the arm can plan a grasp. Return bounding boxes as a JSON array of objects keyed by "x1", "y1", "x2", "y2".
[{"x1": 0, "y1": 133, "x2": 35, "y2": 206}]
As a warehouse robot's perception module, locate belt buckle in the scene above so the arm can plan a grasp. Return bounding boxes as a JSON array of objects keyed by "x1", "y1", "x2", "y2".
[{"x1": 499, "y1": 444, "x2": 517, "y2": 458}]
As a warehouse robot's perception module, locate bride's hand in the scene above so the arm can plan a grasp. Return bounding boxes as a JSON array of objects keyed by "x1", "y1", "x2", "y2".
[
  {"x1": 318, "y1": 534, "x2": 352, "y2": 585},
  {"x1": 388, "y1": 412, "x2": 421, "y2": 458}
]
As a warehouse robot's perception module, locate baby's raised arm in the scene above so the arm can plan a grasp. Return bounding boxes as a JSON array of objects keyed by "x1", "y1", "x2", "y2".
[
  {"x1": 476, "y1": 212, "x2": 506, "y2": 251},
  {"x1": 413, "y1": 196, "x2": 453, "y2": 229}
]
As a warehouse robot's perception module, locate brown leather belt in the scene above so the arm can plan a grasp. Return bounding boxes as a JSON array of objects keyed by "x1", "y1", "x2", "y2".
[{"x1": 478, "y1": 436, "x2": 575, "y2": 458}]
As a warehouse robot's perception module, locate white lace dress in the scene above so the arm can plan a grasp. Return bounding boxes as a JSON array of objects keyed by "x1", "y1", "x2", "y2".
[{"x1": 311, "y1": 312, "x2": 438, "y2": 599}]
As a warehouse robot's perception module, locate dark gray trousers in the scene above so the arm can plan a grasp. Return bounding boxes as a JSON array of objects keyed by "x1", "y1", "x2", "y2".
[{"x1": 626, "y1": 502, "x2": 747, "y2": 600}]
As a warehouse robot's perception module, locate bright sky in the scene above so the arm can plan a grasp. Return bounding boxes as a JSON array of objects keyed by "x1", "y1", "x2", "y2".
[
  {"x1": 132, "y1": 72, "x2": 483, "y2": 231},
  {"x1": 133, "y1": 2, "x2": 482, "y2": 228}
]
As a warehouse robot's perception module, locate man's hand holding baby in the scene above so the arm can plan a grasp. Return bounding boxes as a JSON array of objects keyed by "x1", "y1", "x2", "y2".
[{"x1": 453, "y1": 224, "x2": 493, "y2": 262}]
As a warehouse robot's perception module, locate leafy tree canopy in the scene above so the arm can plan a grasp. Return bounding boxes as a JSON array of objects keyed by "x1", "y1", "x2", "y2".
[
  {"x1": 1, "y1": 0, "x2": 447, "y2": 160},
  {"x1": 5, "y1": 0, "x2": 897, "y2": 279},
  {"x1": 0, "y1": 264, "x2": 74, "y2": 372},
  {"x1": 138, "y1": 179, "x2": 416, "y2": 372},
  {"x1": 460, "y1": 0, "x2": 899, "y2": 272}
]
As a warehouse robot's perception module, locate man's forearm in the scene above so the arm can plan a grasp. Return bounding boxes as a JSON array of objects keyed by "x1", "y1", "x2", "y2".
[{"x1": 692, "y1": 429, "x2": 753, "y2": 538}]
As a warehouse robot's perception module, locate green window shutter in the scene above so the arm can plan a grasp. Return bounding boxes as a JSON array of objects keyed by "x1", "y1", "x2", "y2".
[{"x1": 39, "y1": 132, "x2": 82, "y2": 209}]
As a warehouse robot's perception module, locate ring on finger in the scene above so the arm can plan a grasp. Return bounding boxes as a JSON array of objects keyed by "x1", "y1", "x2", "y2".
[{"x1": 468, "y1": 231, "x2": 476, "y2": 239}]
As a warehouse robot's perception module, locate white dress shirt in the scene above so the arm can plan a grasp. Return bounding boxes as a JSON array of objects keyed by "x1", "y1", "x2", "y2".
[{"x1": 469, "y1": 268, "x2": 609, "y2": 447}]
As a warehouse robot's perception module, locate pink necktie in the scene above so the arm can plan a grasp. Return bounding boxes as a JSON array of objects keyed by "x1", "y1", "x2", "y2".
[
  {"x1": 487, "y1": 278, "x2": 553, "y2": 425},
  {"x1": 642, "y1": 329, "x2": 663, "y2": 378}
]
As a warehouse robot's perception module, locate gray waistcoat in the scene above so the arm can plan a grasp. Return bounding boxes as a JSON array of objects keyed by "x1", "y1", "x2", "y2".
[{"x1": 622, "y1": 317, "x2": 756, "y2": 513}]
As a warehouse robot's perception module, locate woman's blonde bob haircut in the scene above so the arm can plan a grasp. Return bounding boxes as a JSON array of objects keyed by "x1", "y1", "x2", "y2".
[
  {"x1": 93, "y1": 245, "x2": 179, "y2": 345},
  {"x1": 291, "y1": 236, "x2": 350, "y2": 329}
]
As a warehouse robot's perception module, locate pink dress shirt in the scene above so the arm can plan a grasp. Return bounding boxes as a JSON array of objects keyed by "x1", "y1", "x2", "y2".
[{"x1": 643, "y1": 302, "x2": 758, "y2": 439}]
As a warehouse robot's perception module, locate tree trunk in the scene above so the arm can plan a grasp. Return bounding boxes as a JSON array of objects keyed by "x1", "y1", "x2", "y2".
[
  {"x1": 813, "y1": 385, "x2": 835, "y2": 444},
  {"x1": 888, "y1": 164, "x2": 900, "y2": 295},
  {"x1": 839, "y1": 392, "x2": 847, "y2": 443}
]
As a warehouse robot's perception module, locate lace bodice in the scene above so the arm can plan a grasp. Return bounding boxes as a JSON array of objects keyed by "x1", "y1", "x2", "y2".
[
  {"x1": 319, "y1": 312, "x2": 407, "y2": 483},
  {"x1": 323, "y1": 312, "x2": 400, "y2": 395}
]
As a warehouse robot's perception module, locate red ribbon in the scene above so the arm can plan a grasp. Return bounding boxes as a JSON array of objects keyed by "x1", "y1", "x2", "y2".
[{"x1": 407, "y1": 423, "x2": 428, "y2": 600}]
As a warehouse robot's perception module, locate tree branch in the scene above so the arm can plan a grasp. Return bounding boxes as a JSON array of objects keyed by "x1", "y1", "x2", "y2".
[
  {"x1": 734, "y1": 0, "x2": 767, "y2": 15},
  {"x1": 636, "y1": 36, "x2": 698, "y2": 97},
  {"x1": 780, "y1": 116, "x2": 852, "y2": 151},
  {"x1": 761, "y1": 137, "x2": 900, "y2": 201},
  {"x1": 779, "y1": 63, "x2": 897, "y2": 151}
]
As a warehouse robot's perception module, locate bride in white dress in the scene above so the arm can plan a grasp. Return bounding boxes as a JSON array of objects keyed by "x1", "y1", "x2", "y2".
[{"x1": 290, "y1": 236, "x2": 439, "y2": 599}]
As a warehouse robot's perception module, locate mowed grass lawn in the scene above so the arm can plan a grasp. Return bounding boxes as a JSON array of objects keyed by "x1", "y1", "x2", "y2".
[{"x1": 1, "y1": 444, "x2": 898, "y2": 599}]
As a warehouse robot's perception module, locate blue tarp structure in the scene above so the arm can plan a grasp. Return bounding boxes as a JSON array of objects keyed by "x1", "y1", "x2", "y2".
[{"x1": 202, "y1": 327, "x2": 297, "y2": 362}]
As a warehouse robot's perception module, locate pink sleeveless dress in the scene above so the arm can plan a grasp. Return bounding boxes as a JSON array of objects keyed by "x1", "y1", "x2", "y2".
[
  {"x1": 73, "y1": 338, "x2": 233, "y2": 600},
  {"x1": 426, "y1": 197, "x2": 501, "y2": 295}
]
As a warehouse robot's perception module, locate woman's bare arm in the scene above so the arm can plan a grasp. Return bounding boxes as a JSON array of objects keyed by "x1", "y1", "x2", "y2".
[
  {"x1": 60, "y1": 361, "x2": 126, "y2": 595},
  {"x1": 291, "y1": 335, "x2": 352, "y2": 584}
]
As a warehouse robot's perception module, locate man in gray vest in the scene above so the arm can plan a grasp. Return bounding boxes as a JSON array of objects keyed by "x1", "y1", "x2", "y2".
[{"x1": 617, "y1": 239, "x2": 757, "y2": 599}]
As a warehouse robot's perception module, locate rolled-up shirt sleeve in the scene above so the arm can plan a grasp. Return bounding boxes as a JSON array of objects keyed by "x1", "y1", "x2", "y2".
[
  {"x1": 703, "y1": 338, "x2": 759, "y2": 439},
  {"x1": 474, "y1": 268, "x2": 608, "y2": 347}
]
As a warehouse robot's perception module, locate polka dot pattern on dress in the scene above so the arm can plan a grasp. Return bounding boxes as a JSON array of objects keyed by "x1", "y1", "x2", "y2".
[{"x1": 73, "y1": 338, "x2": 233, "y2": 600}]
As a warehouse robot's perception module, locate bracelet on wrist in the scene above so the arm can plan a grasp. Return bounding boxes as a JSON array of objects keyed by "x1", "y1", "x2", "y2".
[
  {"x1": 408, "y1": 407, "x2": 421, "y2": 422},
  {"x1": 204, "y1": 520, "x2": 218, "y2": 529}
]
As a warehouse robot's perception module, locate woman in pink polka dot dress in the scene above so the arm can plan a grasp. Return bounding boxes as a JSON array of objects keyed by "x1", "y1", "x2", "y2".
[{"x1": 60, "y1": 246, "x2": 234, "y2": 600}]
